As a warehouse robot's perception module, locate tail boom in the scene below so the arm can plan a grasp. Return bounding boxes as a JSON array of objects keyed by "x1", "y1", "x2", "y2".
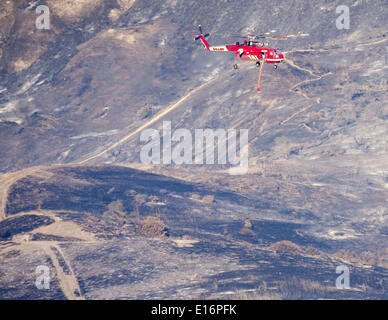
[
  {"x1": 198, "y1": 35, "x2": 210, "y2": 50},
  {"x1": 193, "y1": 25, "x2": 212, "y2": 50}
]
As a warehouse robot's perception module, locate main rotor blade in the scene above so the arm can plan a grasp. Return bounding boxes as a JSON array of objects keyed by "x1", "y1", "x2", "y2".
[
  {"x1": 263, "y1": 30, "x2": 277, "y2": 35},
  {"x1": 255, "y1": 33, "x2": 309, "y2": 40}
]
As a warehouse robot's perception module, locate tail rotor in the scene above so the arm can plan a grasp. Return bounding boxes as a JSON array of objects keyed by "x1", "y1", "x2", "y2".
[{"x1": 194, "y1": 25, "x2": 210, "y2": 41}]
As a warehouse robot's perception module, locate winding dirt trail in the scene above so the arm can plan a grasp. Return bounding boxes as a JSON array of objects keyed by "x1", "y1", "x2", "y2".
[
  {"x1": 41, "y1": 242, "x2": 84, "y2": 300},
  {"x1": 78, "y1": 74, "x2": 227, "y2": 164},
  {"x1": 0, "y1": 167, "x2": 43, "y2": 222},
  {"x1": 356, "y1": 37, "x2": 388, "y2": 48},
  {"x1": 0, "y1": 210, "x2": 94, "y2": 300},
  {"x1": 284, "y1": 57, "x2": 321, "y2": 78},
  {"x1": 1, "y1": 240, "x2": 85, "y2": 300}
]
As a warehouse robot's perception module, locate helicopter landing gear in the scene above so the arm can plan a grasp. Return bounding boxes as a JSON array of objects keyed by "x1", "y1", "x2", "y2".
[
  {"x1": 256, "y1": 61, "x2": 261, "y2": 67},
  {"x1": 233, "y1": 63, "x2": 238, "y2": 70},
  {"x1": 273, "y1": 64, "x2": 278, "y2": 70}
]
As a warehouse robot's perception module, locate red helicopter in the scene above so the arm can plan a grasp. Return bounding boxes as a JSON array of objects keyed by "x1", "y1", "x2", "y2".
[{"x1": 193, "y1": 25, "x2": 308, "y2": 92}]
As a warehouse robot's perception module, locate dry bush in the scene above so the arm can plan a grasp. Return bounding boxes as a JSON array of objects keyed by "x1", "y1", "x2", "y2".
[
  {"x1": 128, "y1": 193, "x2": 148, "y2": 220},
  {"x1": 333, "y1": 249, "x2": 359, "y2": 263},
  {"x1": 305, "y1": 246, "x2": 320, "y2": 256},
  {"x1": 239, "y1": 227, "x2": 255, "y2": 236},
  {"x1": 191, "y1": 193, "x2": 200, "y2": 200},
  {"x1": 359, "y1": 249, "x2": 388, "y2": 267},
  {"x1": 227, "y1": 281, "x2": 281, "y2": 300},
  {"x1": 359, "y1": 251, "x2": 377, "y2": 264},
  {"x1": 244, "y1": 220, "x2": 252, "y2": 228},
  {"x1": 227, "y1": 277, "x2": 336, "y2": 300},
  {"x1": 270, "y1": 240, "x2": 303, "y2": 255},
  {"x1": 102, "y1": 200, "x2": 128, "y2": 225},
  {"x1": 134, "y1": 193, "x2": 148, "y2": 204},
  {"x1": 273, "y1": 276, "x2": 337, "y2": 300},
  {"x1": 190, "y1": 193, "x2": 214, "y2": 204},
  {"x1": 137, "y1": 104, "x2": 153, "y2": 119},
  {"x1": 105, "y1": 200, "x2": 126, "y2": 217},
  {"x1": 333, "y1": 249, "x2": 388, "y2": 267},
  {"x1": 137, "y1": 216, "x2": 169, "y2": 238},
  {"x1": 148, "y1": 195, "x2": 160, "y2": 202},
  {"x1": 126, "y1": 189, "x2": 137, "y2": 196},
  {"x1": 298, "y1": 279, "x2": 334, "y2": 294},
  {"x1": 230, "y1": 290, "x2": 282, "y2": 300},
  {"x1": 282, "y1": 277, "x2": 337, "y2": 297},
  {"x1": 202, "y1": 195, "x2": 214, "y2": 204}
]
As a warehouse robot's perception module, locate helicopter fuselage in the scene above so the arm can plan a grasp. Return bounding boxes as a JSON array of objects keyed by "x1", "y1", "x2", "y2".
[{"x1": 206, "y1": 43, "x2": 284, "y2": 64}]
